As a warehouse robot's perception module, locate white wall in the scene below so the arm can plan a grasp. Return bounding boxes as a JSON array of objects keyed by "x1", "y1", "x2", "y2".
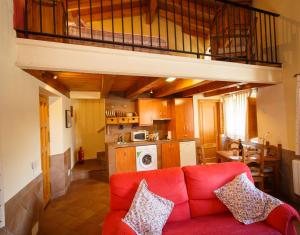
[
  {"x1": 254, "y1": 0, "x2": 300, "y2": 151},
  {"x1": 0, "y1": 0, "x2": 73, "y2": 202},
  {"x1": 15, "y1": 38, "x2": 283, "y2": 84}
]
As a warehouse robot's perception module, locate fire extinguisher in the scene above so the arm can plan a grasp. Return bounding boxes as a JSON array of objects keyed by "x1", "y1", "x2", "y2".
[{"x1": 78, "y1": 147, "x2": 84, "y2": 164}]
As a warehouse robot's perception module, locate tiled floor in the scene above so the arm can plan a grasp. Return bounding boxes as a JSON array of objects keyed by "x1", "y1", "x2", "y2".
[{"x1": 38, "y1": 178, "x2": 110, "y2": 235}]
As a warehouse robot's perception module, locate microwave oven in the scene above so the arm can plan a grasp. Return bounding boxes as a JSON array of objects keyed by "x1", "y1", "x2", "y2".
[{"x1": 131, "y1": 130, "x2": 149, "y2": 141}]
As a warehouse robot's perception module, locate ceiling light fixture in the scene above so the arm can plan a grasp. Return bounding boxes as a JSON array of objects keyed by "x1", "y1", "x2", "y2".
[
  {"x1": 150, "y1": 90, "x2": 154, "y2": 94},
  {"x1": 53, "y1": 75, "x2": 58, "y2": 80},
  {"x1": 236, "y1": 85, "x2": 241, "y2": 89},
  {"x1": 166, "y1": 77, "x2": 176, "y2": 82}
]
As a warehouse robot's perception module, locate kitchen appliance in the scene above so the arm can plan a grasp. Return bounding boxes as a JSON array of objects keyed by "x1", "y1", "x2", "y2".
[
  {"x1": 131, "y1": 130, "x2": 149, "y2": 142},
  {"x1": 136, "y1": 145, "x2": 158, "y2": 171}
]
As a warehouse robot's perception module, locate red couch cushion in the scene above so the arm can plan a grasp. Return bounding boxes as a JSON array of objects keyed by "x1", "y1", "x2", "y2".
[
  {"x1": 183, "y1": 162, "x2": 253, "y2": 217},
  {"x1": 110, "y1": 167, "x2": 190, "y2": 222},
  {"x1": 163, "y1": 213, "x2": 281, "y2": 235}
]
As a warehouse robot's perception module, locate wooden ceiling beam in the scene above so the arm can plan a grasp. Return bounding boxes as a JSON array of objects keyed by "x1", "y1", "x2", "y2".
[
  {"x1": 154, "y1": 79, "x2": 203, "y2": 97},
  {"x1": 203, "y1": 83, "x2": 271, "y2": 97},
  {"x1": 146, "y1": 0, "x2": 158, "y2": 24},
  {"x1": 67, "y1": 0, "x2": 141, "y2": 10},
  {"x1": 25, "y1": 70, "x2": 70, "y2": 98},
  {"x1": 70, "y1": 1, "x2": 146, "y2": 19},
  {"x1": 79, "y1": 7, "x2": 146, "y2": 22},
  {"x1": 159, "y1": 1, "x2": 214, "y2": 23},
  {"x1": 180, "y1": 81, "x2": 240, "y2": 97},
  {"x1": 100, "y1": 76, "x2": 115, "y2": 98},
  {"x1": 159, "y1": 12, "x2": 209, "y2": 38},
  {"x1": 126, "y1": 77, "x2": 166, "y2": 99}
]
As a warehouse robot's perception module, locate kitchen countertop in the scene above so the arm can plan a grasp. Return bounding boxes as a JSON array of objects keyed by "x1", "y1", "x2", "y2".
[{"x1": 106, "y1": 138, "x2": 198, "y2": 148}]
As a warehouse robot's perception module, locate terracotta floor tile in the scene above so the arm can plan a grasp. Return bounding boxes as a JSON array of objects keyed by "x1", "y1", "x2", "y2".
[{"x1": 38, "y1": 179, "x2": 110, "y2": 235}]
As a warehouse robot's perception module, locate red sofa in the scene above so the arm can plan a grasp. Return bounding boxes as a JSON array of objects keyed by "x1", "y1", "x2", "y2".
[{"x1": 102, "y1": 162, "x2": 299, "y2": 235}]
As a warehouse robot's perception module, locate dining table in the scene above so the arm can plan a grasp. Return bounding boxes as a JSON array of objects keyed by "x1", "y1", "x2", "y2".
[{"x1": 216, "y1": 150, "x2": 280, "y2": 194}]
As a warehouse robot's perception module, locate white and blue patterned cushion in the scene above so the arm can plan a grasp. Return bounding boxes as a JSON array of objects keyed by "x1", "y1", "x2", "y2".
[
  {"x1": 122, "y1": 179, "x2": 174, "y2": 235},
  {"x1": 214, "y1": 172, "x2": 282, "y2": 225}
]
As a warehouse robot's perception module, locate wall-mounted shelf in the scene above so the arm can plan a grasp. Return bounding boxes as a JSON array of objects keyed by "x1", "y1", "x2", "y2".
[{"x1": 106, "y1": 116, "x2": 139, "y2": 125}]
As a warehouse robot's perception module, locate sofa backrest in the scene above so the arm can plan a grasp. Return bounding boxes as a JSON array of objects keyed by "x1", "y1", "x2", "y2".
[
  {"x1": 182, "y1": 162, "x2": 253, "y2": 218},
  {"x1": 110, "y1": 167, "x2": 190, "y2": 222}
]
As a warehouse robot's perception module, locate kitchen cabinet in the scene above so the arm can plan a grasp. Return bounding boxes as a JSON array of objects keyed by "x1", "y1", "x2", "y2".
[
  {"x1": 170, "y1": 98, "x2": 194, "y2": 139},
  {"x1": 161, "y1": 142, "x2": 180, "y2": 168},
  {"x1": 138, "y1": 99, "x2": 171, "y2": 126},
  {"x1": 115, "y1": 147, "x2": 136, "y2": 173},
  {"x1": 179, "y1": 141, "x2": 196, "y2": 166},
  {"x1": 138, "y1": 99, "x2": 154, "y2": 126},
  {"x1": 106, "y1": 117, "x2": 139, "y2": 125},
  {"x1": 152, "y1": 99, "x2": 171, "y2": 120}
]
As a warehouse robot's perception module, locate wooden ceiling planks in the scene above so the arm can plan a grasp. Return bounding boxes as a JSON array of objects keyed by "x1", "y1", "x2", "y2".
[
  {"x1": 25, "y1": 70, "x2": 70, "y2": 97},
  {"x1": 52, "y1": 71, "x2": 102, "y2": 91},
  {"x1": 25, "y1": 69, "x2": 269, "y2": 99},
  {"x1": 179, "y1": 81, "x2": 240, "y2": 97},
  {"x1": 153, "y1": 78, "x2": 204, "y2": 97},
  {"x1": 203, "y1": 83, "x2": 270, "y2": 97}
]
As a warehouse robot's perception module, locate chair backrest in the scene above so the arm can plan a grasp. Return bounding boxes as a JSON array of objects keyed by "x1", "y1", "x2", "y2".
[
  {"x1": 242, "y1": 146, "x2": 264, "y2": 175},
  {"x1": 227, "y1": 140, "x2": 240, "y2": 151},
  {"x1": 199, "y1": 143, "x2": 217, "y2": 164}
]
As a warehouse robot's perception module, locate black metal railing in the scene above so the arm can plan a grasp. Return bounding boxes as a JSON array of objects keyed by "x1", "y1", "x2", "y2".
[{"x1": 16, "y1": 0, "x2": 280, "y2": 66}]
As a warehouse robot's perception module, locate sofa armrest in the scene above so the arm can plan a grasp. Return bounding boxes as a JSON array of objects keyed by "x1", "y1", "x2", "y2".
[
  {"x1": 266, "y1": 203, "x2": 299, "y2": 235},
  {"x1": 102, "y1": 210, "x2": 135, "y2": 235}
]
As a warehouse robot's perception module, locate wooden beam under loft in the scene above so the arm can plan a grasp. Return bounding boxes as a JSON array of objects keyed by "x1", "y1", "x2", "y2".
[
  {"x1": 180, "y1": 81, "x2": 240, "y2": 97},
  {"x1": 25, "y1": 70, "x2": 70, "y2": 98},
  {"x1": 126, "y1": 77, "x2": 166, "y2": 99},
  {"x1": 100, "y1": 75, "x2": 114, "y2": 98},
  {"x1": 203, "y1": 83, "x2": 271, "y2": 97},
  {"x1": 154, "y1": 79, "x2": 203, "y2": 97}
]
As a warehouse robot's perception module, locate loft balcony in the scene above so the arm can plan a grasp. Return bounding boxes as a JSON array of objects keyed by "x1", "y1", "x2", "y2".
[{"x1": 14, "y1": 0, "x2": 280, "y2": 67}]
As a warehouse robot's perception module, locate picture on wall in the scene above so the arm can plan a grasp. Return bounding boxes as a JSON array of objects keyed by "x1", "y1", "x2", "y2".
[{"x1": 65, "y1": 110, "x2": 72, "y2": 128}]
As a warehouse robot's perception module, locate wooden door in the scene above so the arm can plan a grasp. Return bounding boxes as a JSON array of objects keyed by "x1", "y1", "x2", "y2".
[
  {"x1": 138, "y1": 99, "x2": 153, "y2": 126},
  {"x1": 198, "y1": 100, "x2": 220, "y2": 160},
  {"x1": 39, "y1": 95, "x2": 51, "y2": 206},
  {"x1": 174, "y1": 98, "x2": 194, "y2": 139},
  {"x1": 161, "y1": 142, "x2": 180, "y2": 168},
  {"x1": 183, "y1": 99, "x2": 194, "y2": 138},
  {"x1": 115, "y1": 147, "x2": 136, "y2": 173},
  {"x1": 174, "y1": 99, "x2": 186, "y2": 139}
]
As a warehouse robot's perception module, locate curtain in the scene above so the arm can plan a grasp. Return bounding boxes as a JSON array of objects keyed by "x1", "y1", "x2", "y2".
[{"x1": 223, "y1": 91, "x2": 249, "y2": 141}]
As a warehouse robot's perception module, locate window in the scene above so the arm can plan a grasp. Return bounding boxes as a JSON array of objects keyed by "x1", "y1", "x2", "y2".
[{"x1": 223, "y1": 91, "x2": 251, "y2": 141}]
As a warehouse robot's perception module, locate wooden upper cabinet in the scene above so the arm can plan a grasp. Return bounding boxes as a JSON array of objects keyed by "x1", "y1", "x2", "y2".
[
  {"x1": 115, "y1": 147, "x2": 136, "y2": 173},
  {"x1": 171, "y1": 98, "x2": 194, "y2": 139},
  {"x1": 152, "y1": 99, "x2": 171, "y2": 120},
  {"x1": 138, "y1": 99, "x2": 171, "y2": 126},
  {"x1": 161, "y1": 142, "x2": 180, "y2": 168},
  {"x1": 138, "y1": 99, "x2": 154, "y2": 126}
]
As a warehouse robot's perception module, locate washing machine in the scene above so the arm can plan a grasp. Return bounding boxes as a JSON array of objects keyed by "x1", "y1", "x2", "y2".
[{"x1": 136, "y1": 145, "x2": 158, "y2": 171}]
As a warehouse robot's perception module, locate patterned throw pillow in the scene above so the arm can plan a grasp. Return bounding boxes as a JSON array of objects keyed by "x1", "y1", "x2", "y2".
[
  {"x1": 122, "y1": 179, "x2": 174, "y2": 235},
  {"x1": 214, "y1": 173, "x2": 282, "y2": 225}
]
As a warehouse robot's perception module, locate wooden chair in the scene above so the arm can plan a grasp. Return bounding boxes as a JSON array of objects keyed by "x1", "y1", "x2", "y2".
[
  {"x1": 227, "y1": 140, "x2": 240, "y2": 151},
  {"x1": 242, "y1": 147, "x2": 265, "y2": 190},
  {"x1": 199, "y1": 143, "x2": 218, "y2": 165}
]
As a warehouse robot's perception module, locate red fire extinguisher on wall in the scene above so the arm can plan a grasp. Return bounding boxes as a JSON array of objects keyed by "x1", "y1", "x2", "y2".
[{"x1": 78, "y1": 147, "x2": 85, "y2": 164}]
